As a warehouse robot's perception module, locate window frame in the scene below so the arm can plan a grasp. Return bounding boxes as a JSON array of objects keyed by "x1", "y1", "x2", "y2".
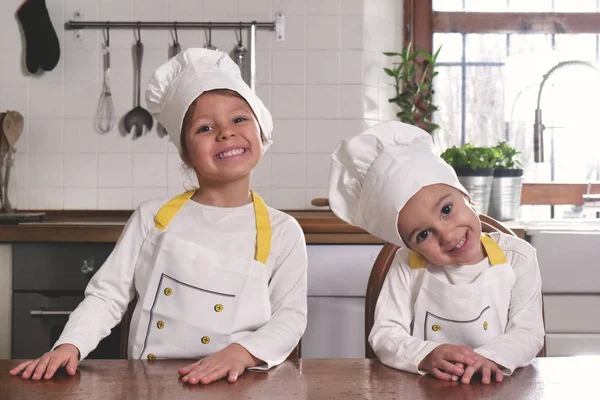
[{"x1": 408, "y1": 1, "x2": 600, "y2": 206}]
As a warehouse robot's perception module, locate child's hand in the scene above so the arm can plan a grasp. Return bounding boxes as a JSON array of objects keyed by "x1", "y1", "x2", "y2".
[
  {"x1": 418, "y1": 344, "x2": 477, "y2": 381},
  {"x1": 460, "y1": 354, "x2": 504, "y2": 384},
  {"x1": 9, "y1": 344, "x2": 80, "y2": 380},
  {"x1": 178, "y1": 343, "x2": 260, "y2": 385}
]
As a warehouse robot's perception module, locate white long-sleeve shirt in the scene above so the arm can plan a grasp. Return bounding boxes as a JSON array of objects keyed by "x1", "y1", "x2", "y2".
[
  {"x1": 53, "y1": 197, "x2": 308, "y2": 368},
  {"x1": 369, "y1": 232, "x2": 545, "y2": 375}
]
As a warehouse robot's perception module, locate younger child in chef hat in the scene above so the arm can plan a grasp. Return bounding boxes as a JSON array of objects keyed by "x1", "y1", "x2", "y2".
[
  {"x1": 329, "y1": 121, "x2": 544, "y2": 384},
  {"x1": 10, "y1": 49, "x2": 307, "y2": 386}
]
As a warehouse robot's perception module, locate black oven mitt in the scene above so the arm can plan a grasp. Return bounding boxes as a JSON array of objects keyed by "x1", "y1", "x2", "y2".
[{"x1": 16, "y1": 0, "x2": 61, "y2": 73}]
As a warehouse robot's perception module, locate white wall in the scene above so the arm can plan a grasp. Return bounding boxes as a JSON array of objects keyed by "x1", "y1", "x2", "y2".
[{"x1": 0, "y1": 0, "x2": 402, "y2": 210}]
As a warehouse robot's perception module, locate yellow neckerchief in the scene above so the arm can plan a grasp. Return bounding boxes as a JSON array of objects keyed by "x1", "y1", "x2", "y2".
[
  {"x1": 408, "y1": 233, "x2": 507, "y2": 269},
  {"x1": 154, "y1": 190, "x2": 272, "y2": 264}
]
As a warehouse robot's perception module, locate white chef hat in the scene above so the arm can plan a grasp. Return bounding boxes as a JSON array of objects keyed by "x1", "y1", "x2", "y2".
[
  {"x1": 328, "y1": 121, "x2": 469, "y2": 247},
  {"x1": 146, "y1": 48, "x2": 273, "y2": 156}
]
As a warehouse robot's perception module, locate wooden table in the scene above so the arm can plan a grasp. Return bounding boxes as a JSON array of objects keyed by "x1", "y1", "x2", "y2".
[{"x1": 1, "y1": 357, "x2": 596, "y2": 399}]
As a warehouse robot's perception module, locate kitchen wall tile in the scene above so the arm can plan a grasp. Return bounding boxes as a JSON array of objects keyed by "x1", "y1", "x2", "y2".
[
  {"x1": 341, "y1": 0, "x2": 363, "y2": 15},
  {"x1": 64, "y1": 188, "x2": 98, "y2": 209},
  {"x1": 29, "y1": 153, "x2": 63, "y2": 188},
  {"x1": 99, "y1": 153, "x2": 133, "y2": 187},
  {"x1": 306, "y1": 153, "x2": 331, "y2": 188},
  {"x1": 272, "y1": 51, "x2": 306, "y2": 84},
  {"x1": 238, "y1": 0, "x2": 271, "y2": 17},
  {"x1": 0, "y1": 84, "x2": 29, "y2": 120},
  {"x1": 0, "y1": 49, "x2": 29, "y2": 84},
  {"x1": 1, "y1": 2, "x2": 25, "y2": 51},
  {"x1": 272, "y1": 0, "x2": 305, "y2": 15},
  {"x1": 29, "y1": 188, "x2": 64, "y2": 209},
  {"x1": 133, "y1": 153, "x2": 167, "y2": 187},
  {"x1": 363, "y1": 16, "x2": 381, "y2": 52},
  {"x1": 256, "y1": 50, "x2": 272, "y2": 84},
  {"x1": 306, "y1": 16, "x2": 340, "y2": 50},
  {"x1": 255, "y1": 29, "x2": 273, "y2": 51},
  {"x1": 305, "y1": 119, "x2": 339, "y2": 153},
  {"x1": 363, "y1": 50, "x2": 381, "y2": 87},
  {"x1": 256, "y1": 84, "x2": 272, "y2": 112},
  {"x1": 30, "y1": 84, "x2": 64, "y2": 119},
  {"x1": 273, "y1": 15, "x2": 305, "y2": 50},
  {"x1": 341, "y1": 16, "x2": 363, "y2": 50},
  {"x1": 271, "y1": 85, "x2": 305, "y2": 119},
  {"x1": 133, "y1": 187, "x2": 168, "y2": 208},
  {"x1": 251, "y1": 187, "x2": 271, "y2": 203},
  {"x1": 14, "y1": 119, "x2": 29, "y2": 153},
  {"x1": 99, "y1": 0, "x2": 134, "y2": 21},
  {"x1": 270, "y1": 188, "x2": 305, "y2": 209},
  {"x1": 29, "y1": 118, "x2": 64, "y2": 153},
  {"x1": 307, "y1": 50, "x2": 339, "y2": 84},
  {"x1": 306, "y1": 85, "x2": 339, "y2": 119},
  {"x1": 340, "y1": 85, "x2": 363, "y2": 119},
  {"x1": 64, "y1": 154, "x2": 98, "y2": 188},
  {"x1": 133, "y1": 131, "x2": 169, "y2": 153},
  {"x1": 379, "y1": 86, "x2": 396, "y2": 121},
  {"x1": 365, "y1": 0, "x2": 381, "y2": 17},
  {"x1": 363, "y1": 85, "x2": 380, "y2": 120},
  {"x1": 252, "y1": 153, "x2": 271, "y2": 187},
  {"x1": 98, "y1": 188, "x2": 133, "y2": 209},
  {"x1": 98, "y1": 130, "x2": 135, "y2": 153},
  {"x1": 270, "y1": 119, "x2": 305, "y2": 153},
  {"x1": 338, "y1": 118, "x2": 370, "y2": 138},
  {"x1": 271, "y1": 154, "x2": 305, "y2": 187},
  {"x1": 306, "y1": 0, "x2": 341, "y2": 15},
  {"x1": 17, "y1": 188, "x2": 29, "y2": 210},
  {"x1": 63, "y1": 119, "x2": 98, "y2": 153},
  {"x1": 64, "y1": 84, "x2": 100, "y2": 119},
  {"x1": 204, "y1": 0, "x2": 238, "y2": 20},
  {"x1": 168, "y1": 152, "x2": 186, "y2": 186},
  {"x1": 64, "y1": 0, "x2": 99, "y2": 23},
  {"x1": 14, "y1": 152, "x2": 29, "y2": 189},
  {"x1": 339, "y1": 50, "x2": 363, "y2": 84},
  {"x1": 64, "y1": 49, "x2": 99, "y2": 85},
  {"x1": 168, "y1": 0, "x2": 204, "y2": 21},
  {"x1": 134, "y1": 0, "x2": 168, "y2": 20}
]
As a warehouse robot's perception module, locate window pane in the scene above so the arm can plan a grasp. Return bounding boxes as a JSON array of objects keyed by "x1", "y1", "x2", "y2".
[
  {"x1": 465, "y1": 66, "x2": 505, "y2": 146},
  {"x1": 507, "y1": 0, "x2": 553, "y2": 12},
  {"x1": 433, "y1": 0, "x2": 464, "y2": 12},
  {"x1": 464, "y1": 0, "x2": 509, "y2": 12},
  {"x1": 553, "y1": 0, "x2": 599, "y2": 12},
  {"x1": 554, "y1": 34, "x2": 598, "y2": 60},
  {"x1": 508, "y1": 34, "x2": 553, "y2": 57},
  {"x1": 465, "y1": 34, "x2": 506, "y2": 62},
  {"x1": 434, "y1": 33, "x2": 463, "y2": 63},
  {"x1": 432, "y1": 66, "x2": 463, "y2": 150}
]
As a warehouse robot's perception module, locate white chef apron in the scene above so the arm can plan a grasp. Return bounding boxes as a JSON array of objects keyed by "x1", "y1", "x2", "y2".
[
  {"x1": 409, "y1": 234, "x2": 515, "y2": 348},
  {"x1": 127, "y1": 190, "x2": 272, "y2": 360}
]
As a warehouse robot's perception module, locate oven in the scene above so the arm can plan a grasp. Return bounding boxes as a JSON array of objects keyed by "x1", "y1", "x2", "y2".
[{"x1": 12, "y1": 242, "x2": 123, "y2": 359}]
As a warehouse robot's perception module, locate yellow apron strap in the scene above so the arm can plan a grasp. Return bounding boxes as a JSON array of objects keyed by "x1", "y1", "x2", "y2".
[
  {"x1": 154, "y1": 190, "x2": 195, "y2": 230},
  {"x1": 408, "y1": 234, "x2": 507, "y2": 269},
  {"x1": 251, "y1": 192, "x2": 272, "y2": 265},
  {"x1": 481, "y1": 233, "x2": 507, "y2": 266}
]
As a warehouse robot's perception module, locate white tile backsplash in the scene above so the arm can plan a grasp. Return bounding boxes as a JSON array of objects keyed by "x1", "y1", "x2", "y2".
[{"x1": 3, "y1": 0, "x2": 401, "y2": 211}]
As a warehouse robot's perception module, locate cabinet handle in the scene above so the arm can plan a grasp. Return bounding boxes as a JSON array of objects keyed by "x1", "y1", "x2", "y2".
[
  {"x1": 80, "y1": 259, "x2": 95, "y2": 276},
  {"x1": 30, "y1": 310, "x2": 73, "y2": 317}
]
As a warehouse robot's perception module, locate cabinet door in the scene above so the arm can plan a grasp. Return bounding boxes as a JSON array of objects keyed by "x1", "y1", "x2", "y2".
[
  {"x1": 13, "y1": 243, "x2": 115, "y2": 291},
  {"x1": 547, "y1": 333, "x2": 600, "y2": 356}
]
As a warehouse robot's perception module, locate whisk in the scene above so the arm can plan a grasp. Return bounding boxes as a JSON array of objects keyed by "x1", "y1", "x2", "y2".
[{"x1": 95, "y1": 27, "x2": 116, "y2": 133}]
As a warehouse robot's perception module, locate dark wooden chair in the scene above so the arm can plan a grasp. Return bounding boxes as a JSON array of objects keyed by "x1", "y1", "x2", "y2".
[
  {"x1": 364, "y1": 214, "x2": 546, "y2": 359},
  {"x1": 119, "y1": 298, "x2": 301, "y2": 360}
]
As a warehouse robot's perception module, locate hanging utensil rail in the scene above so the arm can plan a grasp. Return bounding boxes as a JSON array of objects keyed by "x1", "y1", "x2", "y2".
[{"x1": 64, "y1": 18, "x2": 284, "y2": 91}]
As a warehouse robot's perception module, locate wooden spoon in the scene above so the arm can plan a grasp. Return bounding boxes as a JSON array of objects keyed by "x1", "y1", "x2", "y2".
[{"x1": 1, "y1": 111, "x2": 24, "y2": 212}]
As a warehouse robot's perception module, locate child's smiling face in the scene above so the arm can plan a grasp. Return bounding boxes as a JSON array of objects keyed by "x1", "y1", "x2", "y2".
[
  {"x1": 180, "y1": 90, "x2": 263, "y2": 187},
  {"x1": 397, "y1": 184, "x2": 485, "y2": 266}
]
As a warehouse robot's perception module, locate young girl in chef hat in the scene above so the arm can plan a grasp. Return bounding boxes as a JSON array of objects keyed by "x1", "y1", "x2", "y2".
[
  {"x1": 10, "y1": 49, "x2": 307, "y2": 385},
  {"x1": 329, "y1": 121, "x2": 544, "y2": 384}
]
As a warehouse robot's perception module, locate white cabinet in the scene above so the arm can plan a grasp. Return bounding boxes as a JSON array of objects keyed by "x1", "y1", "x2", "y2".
[
  {"x1": 528, "y1": 227, "x2": 600, "y2": 356},
  {"x1": 302, "y1": 245, "x2": 383, "y2": 359}
]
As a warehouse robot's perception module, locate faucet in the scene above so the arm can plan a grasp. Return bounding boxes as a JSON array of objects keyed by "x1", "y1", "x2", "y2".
[{"x1": 533, "y1": 60, "x2": 599, "y2": 162}]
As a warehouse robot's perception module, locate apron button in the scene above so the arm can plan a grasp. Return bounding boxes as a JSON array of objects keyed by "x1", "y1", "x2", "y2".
[
  {"x1": 201, "y1": 336, "x2": 211, "y2": 344},
  {"x1": 157, "y1": 320, "x2": 165, "y2": 329},
  {"x1": 431, "y1": 324, "x2": 441, "y2": 332},
  {"x1": 164, "y1": 287, "x2": 172, "y2": 296},
  {"x1": 483, "y1": 321, "x2": 488, "y2": 330},
  {"x1": 214, "y1": 304, "x2": 224, "y2": 312},
  {"x1": 147, "y1": 353, "x2": 156, "y2": 361}
]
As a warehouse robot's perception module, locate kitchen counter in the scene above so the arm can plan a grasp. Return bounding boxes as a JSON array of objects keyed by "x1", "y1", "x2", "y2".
[{"x1": 0, "y1": 211, "x2": 526, "y2": 244}]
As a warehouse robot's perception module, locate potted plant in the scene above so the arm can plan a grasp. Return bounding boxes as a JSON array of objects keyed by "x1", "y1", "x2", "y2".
[
  {"x1": 384, "y1": 43, "x2": 441, "y2": 134},
  {"x1": 488, "y1": 141, "x2": 524, "y2": 221},
  {"x1": 440, "y1": 144, "x2": 501, "y2": 214}
]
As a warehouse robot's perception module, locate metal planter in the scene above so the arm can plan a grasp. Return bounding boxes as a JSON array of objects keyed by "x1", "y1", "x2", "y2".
[
  {"x1": 454, "y1": 167, "x2": 494, "y2": 215},
  {"x1": 488, "y1": 169, "x2": 523, "y2": 221}
]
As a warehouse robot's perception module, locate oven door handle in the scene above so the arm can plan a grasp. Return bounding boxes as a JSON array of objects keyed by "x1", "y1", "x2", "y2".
[{"x1": 29, "y1": 310, "x2": 73, "y2": 317}]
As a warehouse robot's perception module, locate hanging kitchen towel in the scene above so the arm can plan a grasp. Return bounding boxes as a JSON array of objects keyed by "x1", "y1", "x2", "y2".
[{"x1": 16, "y1": 0, "x2": 61, "y2": 73}]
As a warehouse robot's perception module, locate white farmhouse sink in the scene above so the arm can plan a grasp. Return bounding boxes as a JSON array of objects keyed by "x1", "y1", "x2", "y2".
[{"x1": 525, "y1": 219, "x2": 600, "y2": 234}]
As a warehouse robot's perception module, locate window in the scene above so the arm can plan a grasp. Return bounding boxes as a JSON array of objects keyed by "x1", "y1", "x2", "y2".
[{"x1": 408, "y1": 1, "x2": 600, "y2": 218}]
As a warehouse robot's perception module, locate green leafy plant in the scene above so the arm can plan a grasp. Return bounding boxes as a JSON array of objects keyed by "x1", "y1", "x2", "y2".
[
  {"x1": 384, "y1": 43, "x2": 441, "y2": 134},
  {"x1": 440, "y1": 144, "x2": 501, "y2": 170},
  {"x1": 493, "y1": 141, "x2": 523, "y2": 169}
]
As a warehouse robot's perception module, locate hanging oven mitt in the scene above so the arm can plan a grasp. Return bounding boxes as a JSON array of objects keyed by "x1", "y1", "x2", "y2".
[{"x1": 16, "y1": 0, "x2": 61, "y2": 73}]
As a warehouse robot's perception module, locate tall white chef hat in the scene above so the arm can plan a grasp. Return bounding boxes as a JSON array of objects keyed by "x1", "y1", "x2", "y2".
[
  {"x1": 328, "y1": 121, "x2": 469, "y2": 247},
  {"x1": 146, "y1": 48, "x2": 273, "y2": 156}
]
